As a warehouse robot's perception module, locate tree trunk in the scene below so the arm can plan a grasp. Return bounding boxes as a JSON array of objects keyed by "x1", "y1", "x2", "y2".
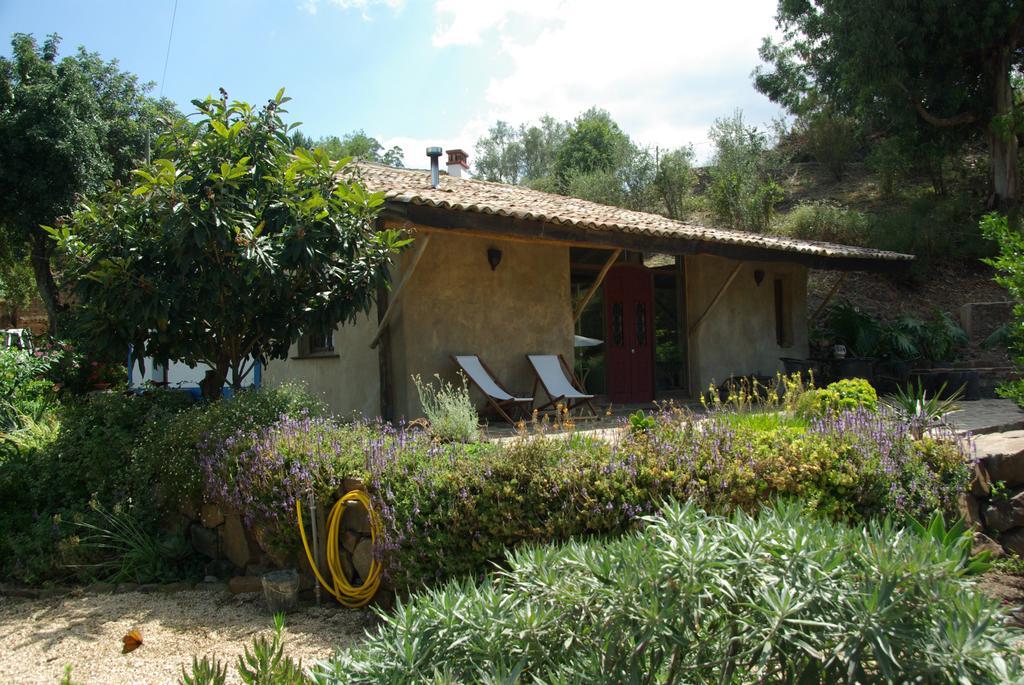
[
  {"x1": 200, "y1": 363, "x2": 229, "y2": 401},
  {"x1": 29, "y1": 230, "x2": 62, "y2": 336},
  {"x1": 990, "y1": 46, "x2": 1019, "y2": 209}
]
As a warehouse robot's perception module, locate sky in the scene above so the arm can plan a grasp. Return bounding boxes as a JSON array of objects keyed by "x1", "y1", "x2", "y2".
[{"x1": 0, "y1": 0, "x2": 786, "y2": 168}]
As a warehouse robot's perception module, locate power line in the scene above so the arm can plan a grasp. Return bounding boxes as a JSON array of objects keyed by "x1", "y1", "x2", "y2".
[{"x1": 158, "y1": 0, "x2": 178, "y2": 100}]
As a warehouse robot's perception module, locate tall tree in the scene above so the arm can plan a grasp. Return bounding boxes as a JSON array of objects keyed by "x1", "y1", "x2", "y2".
[
  {"x1": 313, "y1": 130, "x2": 404, "y2": 167},
  {"x1": 706, "y1": 111, "x2": 784, "y2": 232},
  {"x1": 553, "y1": 108, "x2": 632, "y2": 189},
  {"x1": 51, "y1": 90, "x2": 407, "y2": 399},
  {"x1": 0, "y1": 33, "x2": 176, "y2": 334},
  {"x1": 754, "y1": 0, "x2": 1024, "y2": 207}
]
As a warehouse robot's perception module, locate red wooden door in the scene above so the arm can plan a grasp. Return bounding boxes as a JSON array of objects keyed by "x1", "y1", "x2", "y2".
[{"x1": 604, "y1": 266, "x2": 654, "y2": 403}]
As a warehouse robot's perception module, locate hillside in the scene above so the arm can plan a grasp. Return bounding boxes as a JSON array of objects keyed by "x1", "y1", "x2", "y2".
[{"x1": 695, "y1": 158, "x2": 1014, "y2": 367}]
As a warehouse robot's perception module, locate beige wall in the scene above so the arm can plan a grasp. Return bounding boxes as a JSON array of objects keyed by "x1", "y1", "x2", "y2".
[
  {"x1": 389, "y1": 232, "x2": 574, "y2": 419},
  {"x1": 261, "y1": 307, "x2": 381, "y2": 420},
  {"x1": 686, "y1": 254, "x2": 809, "y2": 392}
]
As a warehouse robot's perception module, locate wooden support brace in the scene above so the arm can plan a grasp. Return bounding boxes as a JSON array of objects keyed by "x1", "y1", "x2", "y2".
[
  {"x1": 370, "y1": 234, "x2": 431, "y2": 349},
  {"x1": 811, "y1": 272, "x2": 847, "y2": 320},
  {"x1": 573, "y1": 248, "x2": 621, "y2": 323},
  {"x1": 688, "y1": 262, "x2": 742, "y2": 336}
]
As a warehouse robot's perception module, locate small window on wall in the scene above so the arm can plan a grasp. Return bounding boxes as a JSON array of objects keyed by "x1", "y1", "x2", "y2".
[
  {"x1": 774, "y1": 277, "x2": 793, "y2": 348},
  {"x1": 297, "y1": 323, "x2": 336, "y2": 358}
]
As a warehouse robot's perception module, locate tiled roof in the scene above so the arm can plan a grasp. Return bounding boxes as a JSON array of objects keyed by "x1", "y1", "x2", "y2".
[{"x1": 355, "y1": 163, "x2": 913, "y2": 264}]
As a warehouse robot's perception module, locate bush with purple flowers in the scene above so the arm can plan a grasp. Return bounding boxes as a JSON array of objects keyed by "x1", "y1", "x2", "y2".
[{"x1": 201, "y1": 399, "x2": 971, "y2": 590}]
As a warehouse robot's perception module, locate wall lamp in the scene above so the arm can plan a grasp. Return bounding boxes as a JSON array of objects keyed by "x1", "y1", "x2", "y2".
[
  {"x1": 487, "y1": 247, "x2": 502, "y2": 271},
  {"x1": 753, "y1": 269, "x2": 765, "y2": 286}
]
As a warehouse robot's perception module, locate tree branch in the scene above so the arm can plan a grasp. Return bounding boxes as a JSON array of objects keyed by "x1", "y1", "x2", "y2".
[{"x1": 913, "y1": 99, "x2": 977, "y2": 128}]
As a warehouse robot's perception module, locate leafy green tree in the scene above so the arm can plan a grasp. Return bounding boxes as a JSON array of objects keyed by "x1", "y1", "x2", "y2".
[
  {"x1": 51, "y1": 90, "x2": 407, "y2": 399},
  {"x1": 0, "y1": 257, "x2": 35, "y2": 327},
  {"x1": 553, "y1": 108, "x2": 631, "y2": 189},
  {"x1": 707, "y1": 111, "x2": 784, "y2": 232},
  {"x1": 654, "y1": 147, "x2": 697, "y2": 220},
  {"x1": 474, "y1": 116, "x2": 567, "y2": 185},
  {"x1": 474, "y1": 120, "x2": 525, "y2": 184},
  {"x1": 755, "y1": 1, "x2": 1024, "y2": 206},
  {"x1": 981, "y1": 212, "x2": 1024, "y2": 404},
  {"x1": 290, "y1": 129, "x2": 403, "y2": 167},
  {"x1": 0, "y1": 33, "x2": 177, "y2": 334}
]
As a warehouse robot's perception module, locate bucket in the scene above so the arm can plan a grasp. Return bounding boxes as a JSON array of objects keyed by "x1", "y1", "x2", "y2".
[{"x1": 262, "y1": 569, "x2": 300, "y2": 613}]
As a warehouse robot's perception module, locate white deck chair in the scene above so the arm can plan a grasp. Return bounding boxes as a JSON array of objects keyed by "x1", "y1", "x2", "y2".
[
  {"x1": 452, "y1": 355, "x2": 533, "y2": 424},
  {"x1": 527, "y1": 354, "x2": 597, "y2": 418}
]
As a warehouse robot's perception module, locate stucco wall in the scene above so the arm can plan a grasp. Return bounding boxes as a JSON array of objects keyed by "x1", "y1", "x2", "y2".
[
  {"x1": 260, "y1": 307, "x2": 381, "y2": 420},
  {"x1": 686, "y1": 255, "x2": 809, "y2": 391},
  {"x1": 389, "y1": 232, "x2": 574, "y2": 420}
]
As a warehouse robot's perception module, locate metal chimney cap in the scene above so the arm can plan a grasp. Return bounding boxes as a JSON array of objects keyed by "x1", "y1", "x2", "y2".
[{"x1": 426, "y1": 146, "x2": 443, "y2": 157}]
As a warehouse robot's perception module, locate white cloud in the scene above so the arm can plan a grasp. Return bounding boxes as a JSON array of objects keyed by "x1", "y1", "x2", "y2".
[
  {"x1": 432, "y1": 0, "x2": 783, "y2": 164},
  {"x1": 301, "y1": 0, "x2": 404, "y2": 18}
]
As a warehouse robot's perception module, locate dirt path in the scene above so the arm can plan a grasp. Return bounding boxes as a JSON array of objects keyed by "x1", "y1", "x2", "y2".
[{"x1": 0, "y1": 589, "x2": 370, "y2": 685}]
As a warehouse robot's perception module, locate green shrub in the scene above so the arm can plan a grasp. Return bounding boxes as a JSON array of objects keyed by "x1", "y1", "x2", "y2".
[
  {"x1": 138, "y1": 382, "x2": 325, "y2": 508},
  {"x1": 775, "y1": 202, "x2": 869, "y2": 246},
  {"x1": 0, "y1": 382, "x2": 322, "y2": 583},
  {"x1": 412, "y1": 373, "x2": 478, "y2": 443},
  {"x1": 317, "y1": 500, "x2": 1021, "y2": 684},
  {"x1": 798, "y1": 378, "x2": 878, "y2": 418}
]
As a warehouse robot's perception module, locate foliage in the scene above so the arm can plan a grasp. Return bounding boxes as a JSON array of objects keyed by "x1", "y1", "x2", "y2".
[
  {"x1": 706, "y1": 110, "x2": 784, "y2": 232},
  {"x1": 553, "y1": 108, "x2": 632, "y2": 188},
  {"x1": 653, "y1": 146, "x2": 697, "y2": 220},
  {"x1": 627, "y1": 410, "x2": 655, "y2": 434},
  {"x1": 885, "y1": 380, "x2": 964, "y2": 438},
  {"x1": 983, "y1": 213, "x2": 1024, "y2": 409},
  {"x1": 52, "y1": 89, "x2": 407, "y2": 398},
  {"x1": 294, "y1": 129, "x2": 404, "y2": 168},
  {"x1": 237, "y1": 614, "x2": 309, "y2": 685},
  {"x1": 797, "y1": 379, "x2": 878, "y2": 419},
  {"x1": 822, "y1": 301, "x2": 967, "y2": 363},
  {"x1": 69, "y1": 500, "x2": 196, "y2": 583},
  {"x1": 867, "y1": 137, "x2": 913, "y2": 199},
  {"x1": 795, "y1": 108, "x2": 861, "y2": 181},
  {"x1": 180, "y1": 656, "x2": 228, "y2": 685},
  {"x1": 0, "y1": 383, "x2": 320, "y2": 583},
  {"x1": 200, "y1": 413, "x2": 365, "y2": 558},
  {"x1": 179, "y1": 616, "x2": 311, "y2": 685},
  {"x1": 316, "y1": 500, "x2": 1020, "y2": 684},
  {"x1": 370, "y1": 406, "x2": 965, "y2": 589},
  {"x1": 412, "y1": 373, "x2": 479, "y2": 443},
  {"x1": 0, "y1": 32, "x2": 178, "y2": 332},
  {"x1": 755, "y1": 0, "x2": 1023, "y2": 205},
  {"x1": 0, "y1": 255, "x2": 35, "y2": 324},
  {"x1": 474, "y1": 118, "x2": 569, "y2": 186},
  {"x1": 774, "y1": 201, "x2": 869, "y2": 246}
]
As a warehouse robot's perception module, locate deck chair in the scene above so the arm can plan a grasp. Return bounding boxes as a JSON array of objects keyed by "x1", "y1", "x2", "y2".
[
  {"x1": 452, "y1": 355, "x2": 533, "y2": 424},
  {"x1": 527, "y1": 354, "x2": 598, "y2": 418}
]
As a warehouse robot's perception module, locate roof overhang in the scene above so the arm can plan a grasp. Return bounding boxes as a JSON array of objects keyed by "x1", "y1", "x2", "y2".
[{"x1": 381, "y1": 202, "x2": 914, "y2": 274}]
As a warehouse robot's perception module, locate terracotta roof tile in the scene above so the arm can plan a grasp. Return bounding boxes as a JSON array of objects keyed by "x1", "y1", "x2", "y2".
[{"x1": 355, "y1": 163, "x2": 913, "y2": 263}]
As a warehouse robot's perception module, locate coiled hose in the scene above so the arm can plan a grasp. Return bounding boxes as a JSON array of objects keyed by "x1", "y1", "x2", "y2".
[{"x1": 296, "y1": 489, "x2": 382, "y2": 608}]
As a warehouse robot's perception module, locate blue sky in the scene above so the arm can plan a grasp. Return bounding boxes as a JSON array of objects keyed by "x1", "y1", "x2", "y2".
[{"x1": 1, "y1": 0, "x2": 785, "y2": 167}]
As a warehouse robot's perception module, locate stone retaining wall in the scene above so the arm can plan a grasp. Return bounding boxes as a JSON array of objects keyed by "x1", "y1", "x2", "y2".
[{"x1": 963, "y1": 430, "x2": 1024, "y2": 557}]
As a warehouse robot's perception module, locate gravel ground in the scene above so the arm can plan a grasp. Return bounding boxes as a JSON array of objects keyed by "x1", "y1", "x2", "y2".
[{"x1": 0, "y1": 589, "x2": 370, "y2": 685}]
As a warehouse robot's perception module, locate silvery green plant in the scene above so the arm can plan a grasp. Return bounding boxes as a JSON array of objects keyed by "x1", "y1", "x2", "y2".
[
  {"x1": 313, "y1": 500, "x2": 1023, "y2": 684},
  {"x1": 412, "y1": 373, "x2": 479, "y2": 443}
]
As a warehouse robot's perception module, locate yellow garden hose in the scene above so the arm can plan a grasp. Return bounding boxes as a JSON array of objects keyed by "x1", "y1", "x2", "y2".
[{"x1": 296, "y1": 489, "x2": 382, "y2": 608}]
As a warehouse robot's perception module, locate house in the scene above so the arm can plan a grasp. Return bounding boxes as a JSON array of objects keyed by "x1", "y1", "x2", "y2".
[{"x1": 262, "y1": 149, "x2": 912, "y2": 420}]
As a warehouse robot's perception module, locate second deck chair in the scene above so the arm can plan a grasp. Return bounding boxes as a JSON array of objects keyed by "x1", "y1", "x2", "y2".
[
  {"x1": 452, "y1": 355, "x2": 533, "y2": 424},
  {"x1": 527, "y1": 354, "x2": 598, "y2": 418}
]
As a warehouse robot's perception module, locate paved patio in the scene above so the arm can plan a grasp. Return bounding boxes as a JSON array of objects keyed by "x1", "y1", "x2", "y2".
[{"x1": 946, "y1": 399, "x2": 1024, "y2": 436}]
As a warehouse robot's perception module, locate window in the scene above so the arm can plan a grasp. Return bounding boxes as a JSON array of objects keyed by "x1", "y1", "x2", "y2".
[
  {"x1": 297, "y1": 323, "x2": 336, "y2": 358},
  {"x1": 774, "y1": 277, "x2": 793, "y2": 348}
]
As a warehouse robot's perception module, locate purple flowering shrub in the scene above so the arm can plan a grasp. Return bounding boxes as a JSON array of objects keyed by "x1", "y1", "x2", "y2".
[
  {"x1": 200, "y1": 402, "x2": 971, "y2": 590},
  {"x1": 365, "y1": 406, "x2": 971, "y2": 589},
  {"x1": 202, "y1": 414, "x2": 372, "y2": 555}
]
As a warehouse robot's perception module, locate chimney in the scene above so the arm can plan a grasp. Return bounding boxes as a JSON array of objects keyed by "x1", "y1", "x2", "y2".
[
  {"x1": 426, "y1": 147, "x2": 443, "y2": 188},
  {"x1": 446, "y1": 149, "x2": 469, "y2": 178}
]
